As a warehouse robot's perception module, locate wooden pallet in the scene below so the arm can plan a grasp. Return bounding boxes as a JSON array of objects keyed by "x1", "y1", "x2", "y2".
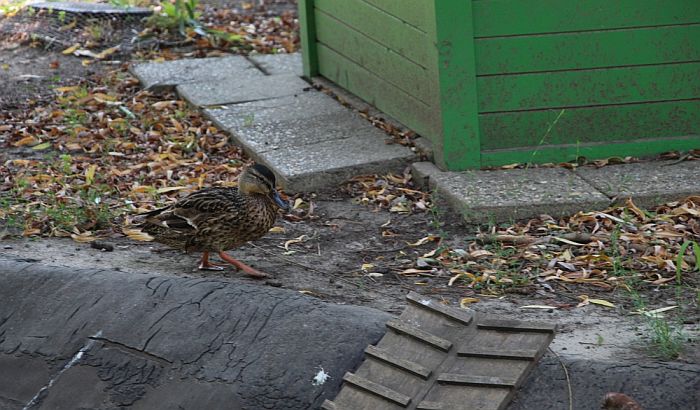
[{"x1": 323, "y1": 292, "x2": 555, "y2": 410}]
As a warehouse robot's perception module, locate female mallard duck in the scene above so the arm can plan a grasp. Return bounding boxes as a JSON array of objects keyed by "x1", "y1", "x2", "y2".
[{"x1": 138, "y1": 163, "x2": 288, "y2": 278}]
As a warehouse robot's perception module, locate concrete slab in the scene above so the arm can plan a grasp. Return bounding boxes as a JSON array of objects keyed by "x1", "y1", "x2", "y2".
[
  {"x1": 209, "y1": 109, "x2": 381, "y2": 154},
  {"x1": 248, "y1": 53, "x2": 302, "y2": 76},
  {"x1": 412, "y1": 162, "x2": 610, "y2": 223},
  {"x1": 203, "y1": 92, "x2": 347, "y2": 129},
  {"x1": 130, "y1": 56, "x2": 263, "y2": 92},
  {"x1": 178, "y1": 74, "x2": 311, "y2": 107},
  {"x1": 0, "y1": 258, "x2": 391, "y2": 410},
  {"x1": 260, "y1": 133, "x2": 418, "y2": 192},
  {"x1": 30, "y1": 1, "x2": 152, "y2": 15},
  {"x1": 575, "y1": 160, "x2": 700, "y2": 208}
]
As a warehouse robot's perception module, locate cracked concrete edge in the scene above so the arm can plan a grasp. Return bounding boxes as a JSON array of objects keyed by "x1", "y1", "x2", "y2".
[{"x1": 411, "y1": 162, "x2": 613, "y2": 224}]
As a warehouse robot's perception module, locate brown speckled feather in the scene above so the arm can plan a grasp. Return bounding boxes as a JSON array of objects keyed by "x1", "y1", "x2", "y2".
[{"x1": 140, "y1": 186, "x2": 278, "y2": 253}]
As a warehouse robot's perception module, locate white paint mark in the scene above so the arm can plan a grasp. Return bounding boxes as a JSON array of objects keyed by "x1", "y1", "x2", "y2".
[
  {"x1": 312, "y1": 366, "x2": 330, "y2": 386},
  {"x1": 22, "y1": 330, "x2": 103, "y2": 410},
  {"x1": 419, "y1": 299, "x2": 432, "y2": 306}
]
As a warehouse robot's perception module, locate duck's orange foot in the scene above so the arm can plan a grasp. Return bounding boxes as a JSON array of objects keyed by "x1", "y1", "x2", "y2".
[
  {"x1": 218, "y1": 251, "x2": 268, "y2": 278},
  {"x1": 198, "y1": 251, "x2": 225, "y2": 271}
]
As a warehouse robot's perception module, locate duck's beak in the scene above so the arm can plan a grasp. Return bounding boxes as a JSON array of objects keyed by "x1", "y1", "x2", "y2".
[{"x1": 271, "y1": 189, "x2": 289, "y2": 211}]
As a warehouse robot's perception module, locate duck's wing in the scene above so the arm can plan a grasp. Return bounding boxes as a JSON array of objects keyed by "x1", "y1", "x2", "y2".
[{"x1": 144, "y1": 187, "x2": 241, "y2": 233}]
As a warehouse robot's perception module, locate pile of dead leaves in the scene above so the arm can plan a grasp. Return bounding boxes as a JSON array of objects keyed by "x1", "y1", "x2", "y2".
[
  {"x1": 0, "y1": 66, "x2": 249, "y2": 239},
  {"x1": 404, "y1": 197, "x2": 700, "y2": 297},
  {"x1": 342, "y1": 168, "x2": 431, "y2": 214}
]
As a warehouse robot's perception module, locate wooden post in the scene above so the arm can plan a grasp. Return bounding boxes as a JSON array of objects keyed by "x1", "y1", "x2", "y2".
[
  {"x1": 433, "y1": 0, "x2": 481, "y2": 170},
  {"x1": 298, "y1": 0, "x2": 319, "y2": 78}
]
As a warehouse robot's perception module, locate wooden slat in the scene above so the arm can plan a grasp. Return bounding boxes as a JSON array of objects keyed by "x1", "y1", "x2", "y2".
[
  {"x1": 314, "y1": 10, "x2": 433, "y2": 104},
  {"x1": 315, "y1": 0, "x2": 430, "y2": 67},
  {"x1": 386, "y1": 319, "x2": 453, "y2": 352},
  {"x1": 365, "y1": 345, "x2": 432, "y2": 379},
  {"x1": 321, "y1": 400, "x2": 337, "y2": 410},
  {"x1": 475, "y1": 25, "x2": 700, "y2": 75},
  {"x1": 458, "y1": 347, "x2": 539, "y2": 360},
  {"x1": 437, "y1": 373, "x2": 517, "y2": 388},
  {"x1": 343, "y1": 372, "x2": 412, "y2": 407},
  {"x1": 473, "y1": 0, "x2": 700, "y2": 38},
  {"x1": 361, "y1": 0, "x2": 430, "y2": 32},
  {"x1": 316, "y1": 44, "x2": 439, "y2": 141},
  {"x1": 481, "y1": 136, "x2": 700, "y2": 168},
  {"x1": 416, "y1": 401, "x2": 445, "y2": 410},
  {"x1": 406, "y1": 291, "x2": 474, "y2": 326},
  {"x1": 479, "y1": 100, "x2": 700, "y2": 150},
  {"x1": 478, "y1": 319, "x2": 556, "y2": 333},
  {"x1": 477, "y1": 62, "x2": 700, "y2": 113}
]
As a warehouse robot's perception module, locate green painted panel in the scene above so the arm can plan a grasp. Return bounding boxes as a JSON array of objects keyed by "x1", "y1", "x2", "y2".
[
  {"x1": 316, "y1": 43, "x2": 439, "y2": 141},
  {"x1": 478, "y1": 62, "x2": 700, "y2": 113},
  {"x1": 362, "y1": 0, "x2": 431, "y2": 32},
  {"x1": 434, "y1": 0, "x2": 481, "y2": 169},
  {"x1": 315, "y1": 10, "x2": 434, "y2": 105},
  {"x1": 473, "y1": 0, "x2": 700, "y2": 38},
  {"x1": 481, "y1": 136, "x2": 700, "y2": 167},
  {"x1": 480, "y1": 100, "x2": 700, "y2": 150},
  {"x1": 476, "y1": 25, "x2": 700, "y2": 75},
  {"x1": 299, "y1": 0, "x2": 318, "y2": 77},
  {"x1": 315, "y1": 0, "x2": 430, "y2": 68}
]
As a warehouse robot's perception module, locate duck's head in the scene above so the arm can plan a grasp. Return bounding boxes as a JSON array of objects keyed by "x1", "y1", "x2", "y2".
[{"x1": 239, "y1": 163, "x2": 289, "y2": 211}]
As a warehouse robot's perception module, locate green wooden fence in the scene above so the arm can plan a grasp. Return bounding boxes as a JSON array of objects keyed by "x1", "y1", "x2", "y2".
[{"x1": 299, "y1": 0, "x2": 700, "y2": 170}]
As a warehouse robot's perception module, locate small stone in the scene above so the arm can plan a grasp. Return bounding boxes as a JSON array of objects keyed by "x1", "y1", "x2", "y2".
[{"x1": 91, "y1": 241, "x2": 114, "y2": 252}]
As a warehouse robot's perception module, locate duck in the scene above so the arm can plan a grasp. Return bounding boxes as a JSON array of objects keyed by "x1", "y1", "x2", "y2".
[{"x1": 137, "y1": 163, "x2": 288, "y2": 278}]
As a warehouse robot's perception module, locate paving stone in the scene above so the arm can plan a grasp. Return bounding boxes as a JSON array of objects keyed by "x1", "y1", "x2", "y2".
[
  {"x1": 575, "y1": 160, "x2": 700, "y2": 208},
  {"x1": 178, "y1": 74, "x2": 310, "y2": 107},
  {"x1": 210, "y1": 109, "x2": 378, "y2": 154},
  {"x1": 130, "y1": 56, "x2": 262, "y2": 92},
  {"x1": 412, "y1": 162, "x2": 610, "y2": 223},
  {"x1": 260, "y1": 133, "x2": 418, "y2": 192},
  {"x1": 204, "y1": 92, "x2": 347, "y2": 129},
  {"x1": 248, "y1": 53, "x2": 302, "y2": 76}
]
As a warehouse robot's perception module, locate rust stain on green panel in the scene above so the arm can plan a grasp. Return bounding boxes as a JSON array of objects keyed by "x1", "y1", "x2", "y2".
[
  {"x1": 475, "y1": 24, "x2": 700, "y2": 75},
  {"x1": 480, "y1": 100, "x2": 700, "y2": 150},
  {"x1": 478, "y1": 62, "x2": 700, "y2": 113},
  {"x1": 473, "y1": 0, "x2": 700, "y2": 37}
]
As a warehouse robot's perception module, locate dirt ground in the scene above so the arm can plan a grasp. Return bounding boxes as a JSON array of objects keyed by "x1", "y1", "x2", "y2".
[{"x1": 1, "y1": 17, "x2": 698, "y2": 369}]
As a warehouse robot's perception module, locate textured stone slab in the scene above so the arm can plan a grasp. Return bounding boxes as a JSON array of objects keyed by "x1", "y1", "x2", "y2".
[
  {"x1": 130, "y1": 56, "x2": 262, "y2": 92},
  {"x1": 412, "y1": 162, "x2": 610, "y2": 223},
  {"x1": 204, "y1": 92, "x2": 347, "y2": 129},
  {"x1": 575, "y1": 160, "x2": 700, "y2": 208},
  {"x1": 260, "y1": 134, "x2": 418, "y2": 192},
  {"x1": 248, "y1": 53, "x2": 303, "y2": 76},
  {"x1": 31, "y1": 1, "x2": 151, "y2": 15},
  {"x1": 0, "y1": 259, "x2": 390, "y2": 410},
  {"x1": 178, "y1": 74, "x2": 310, "y2": 107},
  {"x1": 210, "y1": 109, "x2": 378, "y2": 154}
]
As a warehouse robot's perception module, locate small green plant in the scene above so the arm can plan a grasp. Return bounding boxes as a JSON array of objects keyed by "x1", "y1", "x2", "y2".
[{"x1": 151, "y1": 0, "x2": 205, "y2": 36}]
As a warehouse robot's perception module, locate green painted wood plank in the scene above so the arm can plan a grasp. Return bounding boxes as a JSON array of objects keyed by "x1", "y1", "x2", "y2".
[
  {"x1": 476, "y1": 25, "x2": 700, "y2": 75},
  {"x1": 480, "y1": 100, "x2": 700, "y2": 150},
  {"x1": 362, "y1": 0, "x2": 431, "y2": 32},
  {"x1": 478, "y1": 62, "x2": 700, "y2": 113},
  {"x1": 316, "y1": 43, "x2": 439, "y2": 141},
  {"x1": 481, "y1": 136, "x2": 700, "y2": 167},
  {"x1": 315, "y1": 10, "x2": 434, "y2": 105},
  {"x1": 298, "y1": 0, "x2": 318, "y2": 77},
  {"x1": 315, "y1": 0, "x2": 430, "y2": 68},
  {"x1": 473, "y1": 0, "x2": 700, "y2": 38},
  {"x1": 434, "y1": 0, "x2": 481, "y2": 170}
]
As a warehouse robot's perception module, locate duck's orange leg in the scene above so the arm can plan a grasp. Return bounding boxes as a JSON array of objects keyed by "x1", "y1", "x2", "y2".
[
  {"x1": 218, "y1": 251, "x2": 268, "y2": 278},
  {"x1": 198, "y1": 251, "x2": 224, "y2": 271}
]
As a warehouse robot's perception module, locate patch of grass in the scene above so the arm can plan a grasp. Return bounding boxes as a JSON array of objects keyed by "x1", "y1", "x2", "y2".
[{"x1": 630, "y1": 289, "x2": 686, "y2": 360}]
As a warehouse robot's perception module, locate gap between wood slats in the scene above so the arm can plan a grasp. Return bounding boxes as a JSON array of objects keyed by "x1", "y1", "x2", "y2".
[
  {"x1": 478, "y1": 97, "x2": 700, "y2": 116},
  {"x1": 359, "y1": 0, "x2": 429, "y2": 34},
  {"x1": 476, "y1": 59, "x2": 700, "y2": 78},
  {"x1": 474, "y1": 21, "x2": 700, "y2": 40}
]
